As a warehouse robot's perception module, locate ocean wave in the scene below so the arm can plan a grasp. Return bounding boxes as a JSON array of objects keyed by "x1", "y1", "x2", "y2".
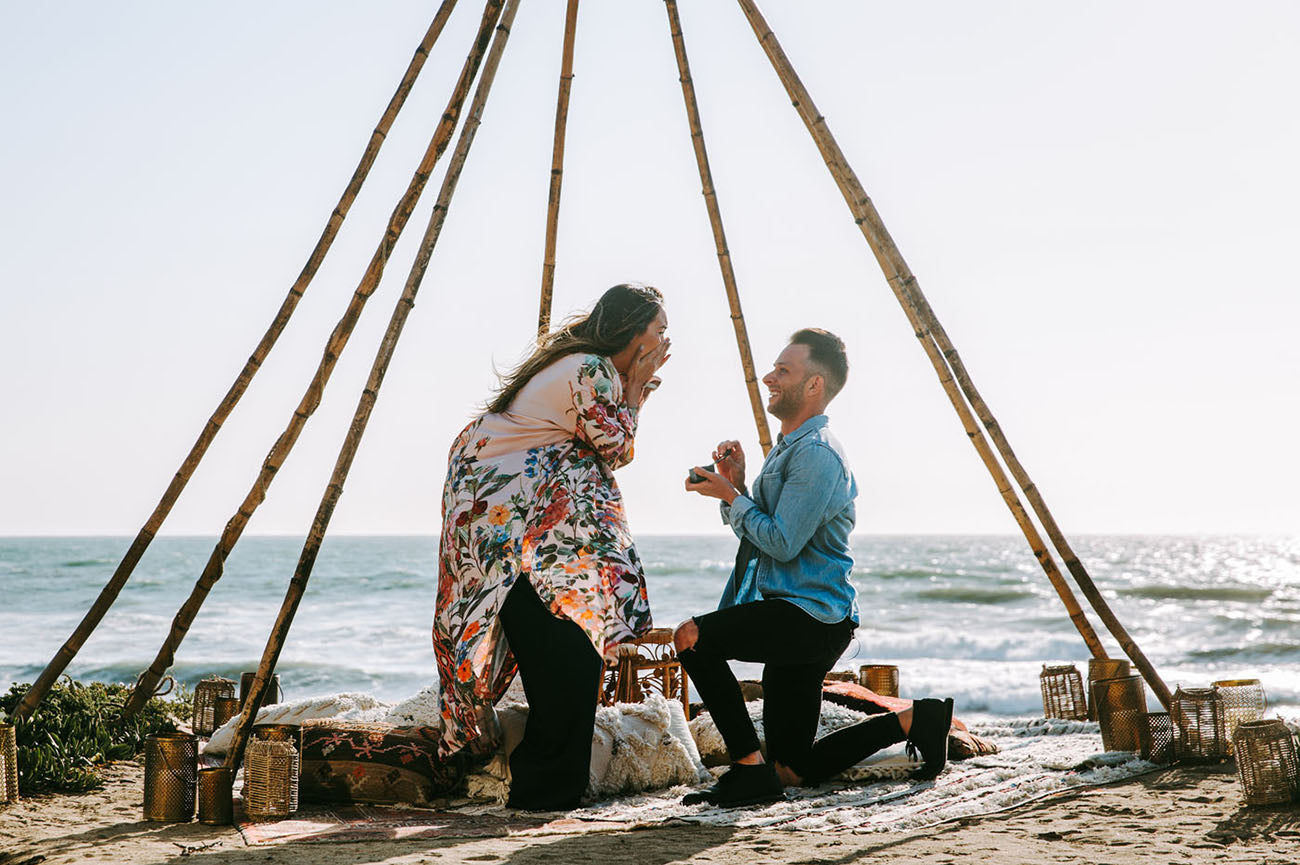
[
  {"x1": 1187, "y1": 642, "x2": 1300, "y2": 662},
  {"x1": 1117, "y1": 585, "x2": 1274, "y2": 602},
  {"x1": 913, "y1": 587, "x2": 1034, "y2": 604},
  {"x1": 62, "y1": 559, "x2": 111, "y2": 568}
]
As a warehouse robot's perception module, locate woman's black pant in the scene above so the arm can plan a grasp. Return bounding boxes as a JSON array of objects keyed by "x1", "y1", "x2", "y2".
[
  {"x1": 678, "y1": 598, "x2": 905, "y2": 784},
  {"x1": 498, "y1": 576, "x2": 603, "y2": 810}
]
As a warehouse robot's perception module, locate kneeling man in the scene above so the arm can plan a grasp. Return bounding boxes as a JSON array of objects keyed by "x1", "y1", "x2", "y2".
[{"x1": 677, "y1": 328, "x2": 953, "y2": 807}]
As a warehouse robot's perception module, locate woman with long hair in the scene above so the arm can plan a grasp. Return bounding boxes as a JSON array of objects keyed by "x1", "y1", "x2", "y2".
[{"x1": 433, "y1": 283, "x2": 669, "y2": 810}]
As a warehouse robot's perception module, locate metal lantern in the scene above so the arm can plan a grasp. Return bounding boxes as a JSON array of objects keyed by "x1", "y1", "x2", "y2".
[
  {"x1": 1170, "y1": 687, "x2": 1229, "y2": 763},
  {"x1": 1039, "y1": 664, "x2": 1088, "y2": 721},
  {"x1": 860, "y1": 664, "x2": 900, "y2": 698},
  {"x1": 0, "y1": 722, "x2": 19, "y2": 804},
  {"x1": 1233, "y1": 719, "x2": 1299, "y2": 806},
  {"x1": 239, "y1": 672, "x2": 283, "y2": 714},
  {"x1": 143, "y1": 732, "x2": 198, "y2": 821},
  {"x1": 1086, "y1": 658, "x2": 1131, "y2": 721},
  {"x1": 193, "y1": 677, "x2": 237, "y2": 737},
  {"x1": 1090, "y1": 675, "x2": 1146, "y2": 752},
  {"x1": 197, "y1": 766, "x2": 235, "y2": 825}
]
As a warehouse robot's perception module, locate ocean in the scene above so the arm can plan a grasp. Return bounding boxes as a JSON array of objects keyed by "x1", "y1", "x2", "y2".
[{"x1": 2, "y1": 534, "x2": 1297, "y2": 719}]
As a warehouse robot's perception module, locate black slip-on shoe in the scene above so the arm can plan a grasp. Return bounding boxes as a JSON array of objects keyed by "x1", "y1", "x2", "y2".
[
  {"x1": 907, "y1": 697, "x2": 955, "y2": 781},
  {"x1": 681, "y1": 762, "x2": 785, "y2": 808}
]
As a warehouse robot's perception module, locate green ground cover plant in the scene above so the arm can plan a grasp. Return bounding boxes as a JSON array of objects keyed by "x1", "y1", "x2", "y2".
[{"x1": 1, "y1": 679, "x2": 192, "y2": 795}]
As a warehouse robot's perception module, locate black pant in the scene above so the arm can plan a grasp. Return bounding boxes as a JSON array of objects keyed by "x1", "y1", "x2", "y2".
[
  {"x1": 498, "y1": 576, "x2": 603, "y2": 810},
  {"x1": 679, "y1": 599, "x2": 905, "y2": 784}
]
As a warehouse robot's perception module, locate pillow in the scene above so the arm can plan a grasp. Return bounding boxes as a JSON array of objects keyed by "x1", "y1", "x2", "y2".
[{"x1": 298, "y1": 721, "x2": 466, "y2": 806}]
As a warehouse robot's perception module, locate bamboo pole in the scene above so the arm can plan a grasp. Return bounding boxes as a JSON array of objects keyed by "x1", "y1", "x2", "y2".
[
  {"x1": 663, "y1": 0, "x2": 773, "y2": 456},
  {"x1": 734, "y1": 0, "x2": 1185, "y2": 704},
  {"x1": 227, "y1": 0, "x2": 523, "y2": 771},
  {"x1": 537, "y1": 0, "x2": 579, "y2": 337},
  {"x1": 122, "y1": 0, "x2": 507, "y2": 718},
  {"x1": 13, "y1": 0, "x2": 461, "y2": 725}
]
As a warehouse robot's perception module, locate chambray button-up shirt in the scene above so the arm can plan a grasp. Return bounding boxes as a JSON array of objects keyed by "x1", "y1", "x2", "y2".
[{"x1": 718, "y1": 414, "x2": 859, "y2": 624}]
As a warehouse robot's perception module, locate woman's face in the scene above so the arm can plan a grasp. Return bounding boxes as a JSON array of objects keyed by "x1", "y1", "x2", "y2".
[{"x1": 632, "y1": 307, "x2": 669, "y2": 356}]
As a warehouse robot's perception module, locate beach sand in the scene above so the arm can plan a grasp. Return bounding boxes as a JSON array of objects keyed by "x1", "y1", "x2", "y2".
[{"x1": 3, "y1": 761, "x2": 1297, "y2": 864}]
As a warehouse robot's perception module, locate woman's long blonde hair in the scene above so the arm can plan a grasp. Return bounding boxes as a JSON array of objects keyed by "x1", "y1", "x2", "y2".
[{"x1": 485, "y1": 283, "x2": 663, "y2": 414}]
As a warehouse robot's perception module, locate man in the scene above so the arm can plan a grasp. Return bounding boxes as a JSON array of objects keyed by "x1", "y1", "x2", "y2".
[{"x1": 677, "y1": 328, "x2": 953, "y2": 807}]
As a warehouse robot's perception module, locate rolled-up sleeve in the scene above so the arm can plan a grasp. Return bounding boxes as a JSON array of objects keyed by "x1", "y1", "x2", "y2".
[{"x1": 726, "y1": 445, "x2": 844, "y2": 564}]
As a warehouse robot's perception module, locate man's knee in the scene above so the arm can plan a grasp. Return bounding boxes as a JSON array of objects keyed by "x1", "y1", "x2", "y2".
[{"x1": 673, "y1": 618, "x2": 699, "y2": 654}]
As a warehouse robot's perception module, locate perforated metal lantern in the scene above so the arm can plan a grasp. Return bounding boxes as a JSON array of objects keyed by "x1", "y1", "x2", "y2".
[
  {"x1": 860, "y1": 664, "x2": 900, "y2": 698},
  {"x1": 1233, "y1": 719, "x2": 1299, "y2": 806},
  {"x1": 1213, "y1": 678, "x2": 1266, "y2": 753},
  {"x1": 244, "y1": 737, "x2": 299, "y2": 820},
  {"x1": 192, "y1": 677, "x2": 237, "y2": 737},
  {"x1": 197, "y1": 766, "x2": 234, "y2": 825},
  {"x1": 143, "y1": 732, "x2": 198, "y2": 821},
  {"x1": 1171, "y1": 687, "x2": 1229, "y2": 763},
  {"x1": 1086, "y1": 658, "x2": 1131, "y2": 721},
  {"x1": 0, "y1": 722, "x2": 18, "y2": 804},
  {"x1": 1090, "y1": 675, "x2": 1146, "y2": 752},
  {"x1": 1040, "y1": 664, "x2": 1088, "y2": 721}
]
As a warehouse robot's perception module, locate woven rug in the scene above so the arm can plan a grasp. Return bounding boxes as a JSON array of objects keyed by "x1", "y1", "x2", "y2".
[
  {"x1": 238, "y1": 718, "x2": 1158, "y2": 843},
  {"x1": 237, "y1": 803, "x2": 627, "y2": 844},
  {"x1": 563, "y1": 718, "x2": 1160, "y2": 834}
]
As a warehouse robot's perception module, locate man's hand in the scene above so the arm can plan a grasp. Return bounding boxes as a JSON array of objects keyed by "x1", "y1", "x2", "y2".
[
  {"x1": 712, "y1": 439, "x2": 745, "y2": 491},
  {"x1": 685, "y1": 466, "x2": 740, "y2": 504}
]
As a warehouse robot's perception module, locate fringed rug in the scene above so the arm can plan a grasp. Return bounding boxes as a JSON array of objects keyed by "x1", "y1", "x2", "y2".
[
  {"x1": 236, "y1": 803, "x2": 627, "y2": 844},
  {"x1": 565, "y1": 718, "x2": 1160, "y2": 834},
  {"x1": 238, "y1": 718, "x2": 1159, "y2": 843}
]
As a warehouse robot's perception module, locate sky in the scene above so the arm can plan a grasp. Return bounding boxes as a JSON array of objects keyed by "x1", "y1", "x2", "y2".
[{"x1": 1, "y1": 1, "x2": 1297, "y2": 538}]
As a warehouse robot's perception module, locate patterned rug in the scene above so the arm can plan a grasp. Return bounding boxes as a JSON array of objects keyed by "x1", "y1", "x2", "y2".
[
  {"x1": 237, "y1": 718, "x2": 1159, "y2": 843},
  {"x1": 236, "y1": 803, "x2": 626, "y2": 844}
]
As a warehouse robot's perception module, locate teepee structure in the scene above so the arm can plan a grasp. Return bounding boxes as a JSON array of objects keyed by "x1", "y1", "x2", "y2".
[{"x1": 15, "y1": 0, "x2": 1170, "y2": 769}]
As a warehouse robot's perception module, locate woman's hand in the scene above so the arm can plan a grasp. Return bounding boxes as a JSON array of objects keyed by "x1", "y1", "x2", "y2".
[{"x1": 625, "y1": 339, "x2": 671, "y2": 409}]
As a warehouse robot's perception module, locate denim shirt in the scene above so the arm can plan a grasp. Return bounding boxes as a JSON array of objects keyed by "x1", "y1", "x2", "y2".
[{"x1": 718, "y1": 414, "x2": 859, "y2": 624}]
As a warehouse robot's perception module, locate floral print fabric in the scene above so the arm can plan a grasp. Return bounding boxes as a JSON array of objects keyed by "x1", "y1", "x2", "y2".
[{"x1": 433, "y1": 353, "x2": 652, "y2": 756}]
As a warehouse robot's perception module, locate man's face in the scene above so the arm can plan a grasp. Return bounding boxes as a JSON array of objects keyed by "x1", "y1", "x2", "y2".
[{"x1": 762, "y1": 343, "x2": 817, "y2": 420}]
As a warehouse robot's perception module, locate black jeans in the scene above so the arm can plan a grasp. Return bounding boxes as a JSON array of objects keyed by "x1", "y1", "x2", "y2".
[
  {"x1": 679, "y1": 598, "x2": 905, "y2": 784},
  {"x1": 498, "y1": 576, "x2": 603, "y2": 810}
]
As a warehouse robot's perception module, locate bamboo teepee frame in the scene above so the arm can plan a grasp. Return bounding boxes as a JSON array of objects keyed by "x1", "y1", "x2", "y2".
[{"x1": 20, "y1": 0, "x2": 1168, "y2": 724}]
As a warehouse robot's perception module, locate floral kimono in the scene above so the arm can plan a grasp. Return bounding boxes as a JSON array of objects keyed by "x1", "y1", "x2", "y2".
[{"x1": 433, "y1": 353, "x2": 652, "y2": 756}]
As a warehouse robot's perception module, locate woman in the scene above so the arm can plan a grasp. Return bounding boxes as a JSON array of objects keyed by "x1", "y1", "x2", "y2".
[{"x1": 434, "y1": 283, "x2": 669, "y2": 810}]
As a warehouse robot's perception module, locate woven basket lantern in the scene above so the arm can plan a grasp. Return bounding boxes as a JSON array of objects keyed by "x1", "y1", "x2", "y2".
[
  {"x1": 1213, "y1": 679, "x2": 1266, "y2": 753},
  {"x1": 197, "y1": 766, "x2": 235, "y2": 825},
  {"x1": 143, "y1": 732, "x2": 198, "y2": 821},
  {"x1": 1090, "y1": 675, "x2": 1146, "y2": 752},
  {"x1": 1171, "y1": 687, "x2": 1229, "y2": 763},
  {"x1": 860, "y1": 664, "x2": 900, "y2": 698},
  {"x1": 1233, "y1": 719, "x2": 1299, "y2": 806},
  {"x1": 1140, "y1": 712, "x2": 1176, "y2": 764},
  {"x1": 1086, "y1": 658, "x2": 1131, "y2": 721},
  {"x1": 192, "y1": 677, "x2": 237, "y2": 737},
  {"x1": 1, "y1": 722, "x2": 18, "y2": 804},
  {"x1": 1040, "y1": 664, "x2": 1088, "y2": 721},
  {"x1": 244, "y1": 737, "x2": 299, "y2": 821}
]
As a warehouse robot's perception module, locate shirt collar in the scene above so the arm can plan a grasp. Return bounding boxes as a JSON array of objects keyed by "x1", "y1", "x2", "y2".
[{"x1": 774, "y1": 414, "x2": 829, "y2": 450}]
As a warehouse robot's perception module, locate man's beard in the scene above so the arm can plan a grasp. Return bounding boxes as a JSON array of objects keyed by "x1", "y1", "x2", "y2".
[{"x1": 767, "y1": 386, "x2": 805, "y2": 420}]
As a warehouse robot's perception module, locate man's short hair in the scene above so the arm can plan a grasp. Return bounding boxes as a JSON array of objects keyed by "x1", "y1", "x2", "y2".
[{"x1": 790, "y1": 327, "x2": 848, "y2": 401}]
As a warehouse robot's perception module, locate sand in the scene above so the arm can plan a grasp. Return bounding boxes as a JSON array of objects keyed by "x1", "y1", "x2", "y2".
[{"x1": 3, "y1": 761, "x2": 1297, "y2": 864}]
